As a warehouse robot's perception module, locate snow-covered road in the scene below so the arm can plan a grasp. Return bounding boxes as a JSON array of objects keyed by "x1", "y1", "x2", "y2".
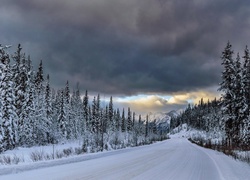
[{"x1": 1, "y1": 138, "x2": 250, "y2": 180}]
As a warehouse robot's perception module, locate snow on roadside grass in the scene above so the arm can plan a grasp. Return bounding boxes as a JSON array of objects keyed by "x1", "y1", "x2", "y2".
[{"x1": 0, "y1": 140, "x2": 82, "y2": 165}]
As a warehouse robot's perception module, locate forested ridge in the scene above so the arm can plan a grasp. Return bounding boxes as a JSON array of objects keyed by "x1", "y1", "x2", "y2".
[{"x1": 0, "y1": 44, "x2": 167, "y2": 153}]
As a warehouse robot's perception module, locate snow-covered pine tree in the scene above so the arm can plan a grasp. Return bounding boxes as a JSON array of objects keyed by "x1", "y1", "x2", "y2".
[
  {"x1": 69, "y1": 89, "x2": 77, "y2": 138},
  {"x1": 44, "y1": 74, "x2": 53, "y2": 143},
  {"x1": 12, "y1": 44, "x2": 28, "y2": 145},
  {"x1": 92, "y1": 96, "x2": 97, "y2": 133},
  {"x1": 127, "y1": 107, "x2": 132, "y2": 131},
  {"x1": 0, "y1": 46, "x2": 17, "y2": 151},
  {"x1": 132, "y1": 112, "x2": 135, "y2": 129},
  {"x1": 64, "y1": 81, "x2": 72, "y2": 139},
  {"x1": 242, "y1": 46, "x2": 250, "y2": 106},
  {"x1": 108, "y1": 96, "x2": 113, "y2": 123},
  {"x1": 12, "y1": 44, "x2": 22, "y2": 123},
  {"x1": 18, "y1": 54, "x2": 36, "y2": 146},
  {"x1": 233, "y1": 53, "x2": 247, "y2": 145},
  {"x1": 145, "y1": 115, "x2": 149, "y2": 138},
  {"x1": 96, "y1": 94, "x2": 101, "y2": 133},
  {"x1": 218, "y1": 42, "x2": 236, "y2": 147},
  {"x1": 242, "y1": 46, "x2": 250, "y2": 146},
  {"x1": 115, "y1": 108, "x2": 121, "y2": 132},
  {"x1": 76, "y1": 85, "x2": 84, "y2": 137},
  {"x1": 83, "y1": 90, "x2": 89, "y2": 131},
  {"x1": 58, "y1": 89, "x2": 67, "y2": 140},
  {"x1": 121, "y1": 108, "x2": 126, "y2": 132}
]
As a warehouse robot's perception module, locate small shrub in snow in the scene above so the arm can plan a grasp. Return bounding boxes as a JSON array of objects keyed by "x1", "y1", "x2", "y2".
[
  {"x1": 55, "y1": 150, "x2": 64, "y2": 159},
  {"x1": 74, "y1": 147, "x2": 83, "y2": 155},
  {"x1": 0, "y1": 154, "x2": 24, "y2": 165},
  {"x1": 12, "y1": 154, "x2": 23, "y2": 164},
  {"x1": 2, "y1": 155, "x2": 11, "y2": 165},
  {"x1": 30, "y1": 150, "x2": 45, "y2": 162},
  {"x1": 44, "y1": 153, "x2": 53, "y2": 160},
  {"x1": 63, "y1": 148, "x2": 73, "y2": 157},
  {"x1": 82, "y1": 143, "x2": 88, "y2": 153}
]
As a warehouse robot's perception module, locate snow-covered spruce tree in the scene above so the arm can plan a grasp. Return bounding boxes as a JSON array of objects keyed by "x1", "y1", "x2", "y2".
[
  {"x1": 64, "y1": 81, "x2": 72, "y2": 139},
  {"x1": 11, "y1": 44, "x2": 29, "y2": 145},
  {"x1": 218, "y1": 42, "x2": 236, "y2": 147},
  {"x1": 233, "y1": 53, "x2": 247, "y2": 146},
  {"x1": 58, "y1": 89, "x2": 67, "y2": 140},
  {"x1": 44, "y1": 75, "x2": 53, "y2": 143},
  {"x1": 133, "y1": 114, "x2": 142, "y2": 146},
  {"x1": 33, "y1": 60, "x2": 52, "y2": 145},
  {"x1": 145, "y1": 115, "x2": 149, "y2": 138},
  {"x1": 95, "y1": 94, "x2": 102, "y2": 150},
  {"x1": 96, "y1": 94, "x2": 101, "y2": 133},
  {"x1": 90, "y1": 96, "x2": 99, "y2": 151},
  {"x1": 132, "y1": 112, "x2": 135, "y2": 129},
  {"x1": 51, "y1": 89, "x2": 61, "y2": 141},
  {"x1": 108, "y1": 96, "x2": 116, "y2": 132},
  {"x1": 18, "y1": 54, "x2": 36, "y2": 146},
  {"x1": 121, "y1": 108, "x2": 126, "y2": 132},
  {"x1": 242, "y1": 46, "x2": 250, "y2": 147},
  {"x1": 70, "y1": 89, "x2": 78, "y2": 139},
  {"x1": 101, "y1": 106, "x2": 108, "y2": 133},
  {"x1": 83, "y1": 90, "x2": 89, "y2": 132},
  {"x1": 242, "y1": 46, "x2": 250, "y2": 109},
  {"x1": 91, "y1": 96, "x2": 97, "y2": 133},
  {"x1": 115, "y1": 108, "x2": 121, "y2": 132},
  {"x1": 127, "y1": 107, "x2": 132, "y2": 132},
  {"x1": 0, "y1": 46, "x2": 17, "y2": 152},
  {"x1": 75, "y1": 85, "x2": 84, "y2": 137},
  {"x1": 12, "y1": 45, "x2": 22, "y2": 130},
  {"x1": 35, "y1": 60, "x2": 44, "y2": 93},
  {"x1": 88, "y1": 105, "x2": 92, "y2": 132}
]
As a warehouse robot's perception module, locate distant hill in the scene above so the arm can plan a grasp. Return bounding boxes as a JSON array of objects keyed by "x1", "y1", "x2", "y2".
[{"x1": 147, "y1": 110, "x2": 179, "y2": 133}]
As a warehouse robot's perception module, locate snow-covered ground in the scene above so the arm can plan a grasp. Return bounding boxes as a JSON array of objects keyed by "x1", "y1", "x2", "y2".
[
  {"x1": 170, "y1": 124, "x2": 225, "y2": 144},
  {"x1": 0, "y1": 141, "x2": 82, "y2": 164},
  {"x1": 1, "y1": 138, "x2": 250, "y2": 180}
]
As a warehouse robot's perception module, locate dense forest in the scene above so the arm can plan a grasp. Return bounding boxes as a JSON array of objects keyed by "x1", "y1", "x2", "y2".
[
  {"x1": 0, "y1": 44, "x2": 167, "y2": 153},
  {"x1": 171, "y1": 42, "x2": 250, "y2": 149}
]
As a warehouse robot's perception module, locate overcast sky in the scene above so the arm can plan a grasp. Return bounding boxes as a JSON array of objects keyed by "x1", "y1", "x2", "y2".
[{"x1": 1, "y1": 0, "x2": 250, "y2": 114}]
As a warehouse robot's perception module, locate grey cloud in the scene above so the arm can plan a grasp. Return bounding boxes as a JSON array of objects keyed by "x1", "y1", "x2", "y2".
[{"x1": 1, "y1": 0, "x2": 250, "y2": 95}]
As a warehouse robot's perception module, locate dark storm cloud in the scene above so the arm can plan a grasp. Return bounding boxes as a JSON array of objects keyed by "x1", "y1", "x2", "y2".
[{"x1": 1, "y1": 0, "x2": 250, "y2": 95}]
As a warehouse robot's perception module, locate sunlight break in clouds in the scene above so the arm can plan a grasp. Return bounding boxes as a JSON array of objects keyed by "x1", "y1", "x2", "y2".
[
  {"x1": 117, "y1": 95, "x2": 169, "y2": 108},
  {"x1": 169, "y1": 90, "x2": 220, "y2": 105},
  {"x1": 114, "y1": 89, "x2": 219, "y2": 115}
]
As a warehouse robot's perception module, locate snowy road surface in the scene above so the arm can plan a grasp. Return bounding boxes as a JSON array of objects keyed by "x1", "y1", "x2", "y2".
[{"x1": 1, "y1": 138, "x2": 250, "y2": 180}]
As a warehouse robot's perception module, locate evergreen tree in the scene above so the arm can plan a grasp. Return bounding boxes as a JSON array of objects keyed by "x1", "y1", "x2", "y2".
[
  {"x1": 242, "y1": 46, "x2": 250, "y2": 145},
  {"x1": 0, "y1": 47, "x2": 17, "y2": 151},
  {"x1": 44, "y1": 75, "x2": 53, "y2": 143},
  {"x1": 92, "y1": 96, "x2": 97, "y2": 133},
  {"x1": 83, "y1": 90, "x2": 89, "y2": 131},
  {"x1": 145, "y1": 115, "x2": 149, "y2": 138},
  {"x1": 218, "y1": 42, "x2": 235, "y2": 146},
  {"x1": 58, "y1": 89, "x2": 67, "y2": 139},
  {"x1": 233, "y1": 53, "x2": 247, "y2": 144},
  {"x1": 121, "y1": 108, "x2": 126, "y2": 132},
  {"x1": 35, "y1": 60, "x2": 44, "y2": 93},
  {"x1": 132, "y1": 112, "x2": 135, "y2": 129},
  {"x1": 116, "y1": 108, "x2": 121, "y2": 131},
  {"x1": 127, "y1": 107, "x2": 132, "y2": 131},
  {"x1": 64, "y1": 81, "x2": 71, "y2": 139},
  {"x1": 108, "y1": 96, "x2": 113, "y2": 123}
]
